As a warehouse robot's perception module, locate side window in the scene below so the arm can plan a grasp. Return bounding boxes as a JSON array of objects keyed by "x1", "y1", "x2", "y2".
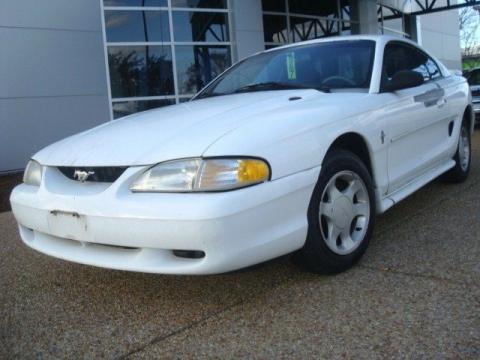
[
  {"x1": 411, "y1": 50, "x2": 430, "y2": 81},
  {"x1": 424, "y1": 56, "x2": 441, "y2": 80},
  {"x1": 382, "y1": 42, "x2": 442, "y2": 85},
  {"x1": 415, "y1": 48, "x2": 442, "y2": 80},
  {"x1": 383, "y1": 43, "x2": 421, "y2": 82}
]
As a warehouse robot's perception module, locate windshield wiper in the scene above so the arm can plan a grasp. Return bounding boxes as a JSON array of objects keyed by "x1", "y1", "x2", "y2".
[
  {"x1": 232, "y1": 82, "x2": 307, "y2": 93},
  {"x1": 195, "y1": 91, "x2": 226, "y2": 100},
  {"x1": 196, "y1": 82, "x2": 330, "y2": 100},
  {"x1": 316, "y1": 85, "x2": 331, "y2": 93},
  {"x1": 231, "y1": 82, "x2": 330, "y2": 94}
]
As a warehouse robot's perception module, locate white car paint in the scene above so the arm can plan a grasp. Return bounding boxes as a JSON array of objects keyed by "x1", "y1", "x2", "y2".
[{"x1": 10, "y1": 35, "x2": 473, "y2": 274}]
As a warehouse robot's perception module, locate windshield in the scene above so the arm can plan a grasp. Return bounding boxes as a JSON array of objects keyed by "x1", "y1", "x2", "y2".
[{"x1": 195, "y1": 40, "x2": 376, "y2": 99}]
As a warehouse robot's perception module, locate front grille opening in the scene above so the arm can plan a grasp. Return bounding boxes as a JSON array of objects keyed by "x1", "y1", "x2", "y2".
[
  {"x1": 172, "y1": 250, "x2": 206, "y2": 259},
  {"x1": 57, "y1": 166, "x2": 127, "y2": 183}
]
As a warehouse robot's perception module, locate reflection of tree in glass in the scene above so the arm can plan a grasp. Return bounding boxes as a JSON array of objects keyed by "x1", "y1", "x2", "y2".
[
  {"x1": 108, "y1": 49, "x2": 174, "y2": 97},
  {"x1": 182, "y1": 48, "x2": 230, "y2": 94}
]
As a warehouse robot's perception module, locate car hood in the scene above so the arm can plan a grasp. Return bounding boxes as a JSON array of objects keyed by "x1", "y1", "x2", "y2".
[{"x1": 34, "y1": 90, "x2": 369, "y2": 167}]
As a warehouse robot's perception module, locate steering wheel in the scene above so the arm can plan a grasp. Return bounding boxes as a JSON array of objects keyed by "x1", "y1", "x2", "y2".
[{"x1": 321, "y1": 76, "x2": 356, "y2": 87}]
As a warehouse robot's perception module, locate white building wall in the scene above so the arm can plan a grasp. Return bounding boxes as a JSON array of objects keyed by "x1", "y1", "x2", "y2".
[
  {"x1": 230, "y1": 0, "x2": 265, "y2": 60},
  {"x1": 418, "y1": 10, "x2": 462, "y2": 70},
  {"x1": 0, "y1": 0, "x2": 110, "y2": 173}
]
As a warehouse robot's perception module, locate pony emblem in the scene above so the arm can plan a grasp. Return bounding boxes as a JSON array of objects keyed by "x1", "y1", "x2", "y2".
[{"x1": 73, "y1": 169, "x2": 95, "y2": 182}]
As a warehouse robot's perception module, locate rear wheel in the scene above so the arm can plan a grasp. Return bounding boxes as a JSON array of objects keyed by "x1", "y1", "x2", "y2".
[
  {"x1": 296, "y1": 150, "x2": 375, "y2": 274},
  {"x1": 444, "y1": 120, "x2": 471, "y2": 183}
]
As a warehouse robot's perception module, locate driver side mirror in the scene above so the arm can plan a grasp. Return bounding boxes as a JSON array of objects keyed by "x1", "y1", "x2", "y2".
[{"x1": 382, "y1": 70, "x2": 424, "y2": 92}]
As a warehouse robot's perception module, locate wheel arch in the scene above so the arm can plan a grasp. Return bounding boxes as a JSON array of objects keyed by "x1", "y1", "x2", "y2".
[{"x1": 325, "y1": 132, "x2": 376, "y2": 185}]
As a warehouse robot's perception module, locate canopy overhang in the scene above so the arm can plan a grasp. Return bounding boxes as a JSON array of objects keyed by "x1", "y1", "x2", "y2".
[{"x1": 378, "y1": 0, "x2": 480, "y2": 16}]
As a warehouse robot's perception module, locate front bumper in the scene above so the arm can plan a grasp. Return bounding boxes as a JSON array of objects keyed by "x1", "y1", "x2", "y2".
[{"x1": 10, "y1": 166, "x2": 319, "y2": 274}]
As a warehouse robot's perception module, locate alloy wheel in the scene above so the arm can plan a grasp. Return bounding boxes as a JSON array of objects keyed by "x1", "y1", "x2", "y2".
[{"x1": 319, "y1": 171, "x2": 370, "y2": 255}]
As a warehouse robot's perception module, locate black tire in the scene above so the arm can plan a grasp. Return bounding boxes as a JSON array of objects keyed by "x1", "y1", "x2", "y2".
[
  {"x1": 295, "y1": 149, "x2": 376, "y2": 275},
  {"x1": 444, "y1": 119, "x2": 471, "y2": 183}
]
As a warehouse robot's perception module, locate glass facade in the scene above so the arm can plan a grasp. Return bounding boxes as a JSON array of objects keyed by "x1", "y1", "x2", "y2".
[
  {"x1": 103, "y1": 0, "x2": 232, "y2": 118},
  {"x1": 262, "y1": 0, "x2": 355, "y2": 48},
  {"x1": 108, "y1": 45, "x2": 174, "y2": 98},
  {"x1": 105, "y1": 11, "x2": 171, "y2": 42},
  {"x1": 377, "y1": 5, "x2": 410, "y2": 38},
  {"x1": 262, "y1": 1, "x2": 411, "y2": 49},
  {"x1": 175, "y1": 45, "x2": 231, "y2": 94}
]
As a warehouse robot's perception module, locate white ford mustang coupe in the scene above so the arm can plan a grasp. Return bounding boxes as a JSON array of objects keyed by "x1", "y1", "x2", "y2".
[{"x1": 11, "y1": 35, "x2": 473, "y2": 275}]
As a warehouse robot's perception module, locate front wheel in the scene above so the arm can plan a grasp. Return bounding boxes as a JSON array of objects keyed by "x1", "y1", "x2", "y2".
[
  {"x1": 444, "y1": 120, "x2": 471, "y2": 183},
  {"x1": 295, "y1": 150, "x2": 376, "y2": 274}
]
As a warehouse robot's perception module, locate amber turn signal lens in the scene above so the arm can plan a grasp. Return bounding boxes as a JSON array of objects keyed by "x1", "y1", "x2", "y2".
[{"x1": 237, "y1": 159, "x2": 270, "y2": 184}]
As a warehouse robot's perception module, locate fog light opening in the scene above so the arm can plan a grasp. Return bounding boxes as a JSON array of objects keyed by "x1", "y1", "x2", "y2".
[
  {"x1": 19, "y1": 225, "x2": 35, "y2": 242},
  {"x1": 172, "y1": 250, "x2": 205, "y2": 259}
]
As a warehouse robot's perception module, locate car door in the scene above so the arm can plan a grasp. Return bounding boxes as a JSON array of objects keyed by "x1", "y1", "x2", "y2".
[
  {"x1": 425, "y1": 52, "x2": 465, "y2": 162},
  {"x1": 381, "y1": 42, "x2": 448, "y2": 194}
]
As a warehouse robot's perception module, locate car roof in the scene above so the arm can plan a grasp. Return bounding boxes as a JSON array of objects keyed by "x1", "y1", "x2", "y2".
[{"x1": 263, "y1": 34, "x2": 416, "y2": 53}]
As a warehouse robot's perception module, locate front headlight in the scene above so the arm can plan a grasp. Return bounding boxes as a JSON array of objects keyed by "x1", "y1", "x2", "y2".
[
  {"x1": 23, "y1": 160, "x2": 43, "y2": 186},
  {"x1": 130, "y1": 158, "x2": 270, "y2": 192}
]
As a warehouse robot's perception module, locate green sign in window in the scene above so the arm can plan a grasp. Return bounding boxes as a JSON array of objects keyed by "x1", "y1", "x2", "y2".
[{"x1": 286, "y1": 52, "x2": 297, "y2": 80}]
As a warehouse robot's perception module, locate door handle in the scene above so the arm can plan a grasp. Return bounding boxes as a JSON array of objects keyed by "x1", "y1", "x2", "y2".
[{"x1": 414, "y1": 88, "x2": 444, "y2": 107}]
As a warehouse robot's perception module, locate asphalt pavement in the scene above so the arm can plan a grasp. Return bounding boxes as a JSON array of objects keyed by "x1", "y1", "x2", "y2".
[{"x1": 1, "y1": 132, "x2": 479, "y2": 359}]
